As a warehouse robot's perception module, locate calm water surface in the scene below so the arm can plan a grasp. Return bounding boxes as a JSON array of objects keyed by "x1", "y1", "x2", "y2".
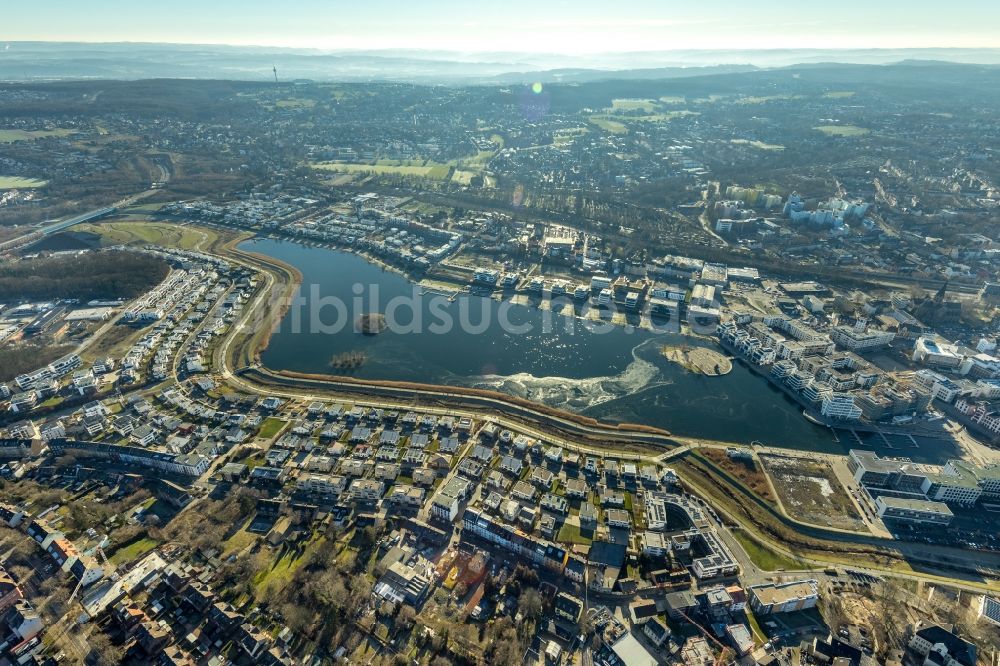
[{"x1": 243, "y1": 238, "x2": 960, "y2": 462}]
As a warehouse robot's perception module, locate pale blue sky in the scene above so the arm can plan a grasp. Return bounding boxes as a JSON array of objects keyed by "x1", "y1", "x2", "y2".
[{"x1": 3, "y1": 0, "x2": 999, "y2": 52}]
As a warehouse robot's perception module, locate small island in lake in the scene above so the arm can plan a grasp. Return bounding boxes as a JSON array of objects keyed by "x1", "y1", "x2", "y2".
[
  {"x1": 661, "y1": 344, "x2": 732, "y2": 376},
  {"x1": 330, "y1": 351, "x2": 367, "y2": 370},
  {"x1": 356, "y1": 312, "x2": 387, "y2": 335}
]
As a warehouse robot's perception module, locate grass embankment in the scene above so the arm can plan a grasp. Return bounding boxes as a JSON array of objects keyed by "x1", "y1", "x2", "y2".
[
  {"x1": 732, "y1": 529, "x2": 805, "y2": 571},
  {"x1": 698, "y1": 448, "x2": 775, "y2": 503}
]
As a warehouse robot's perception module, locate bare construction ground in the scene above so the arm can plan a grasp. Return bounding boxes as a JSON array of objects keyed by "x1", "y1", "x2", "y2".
[{"x1": 760, "y1": 453, "x2": 868, "y2": 532}]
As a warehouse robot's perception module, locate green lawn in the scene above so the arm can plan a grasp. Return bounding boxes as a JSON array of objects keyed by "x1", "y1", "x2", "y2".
[
  {"x1": 814, "y1": 125, "x2": 869, "y2": 137},
  {"x1": 109, "y1": 537, "x2": 160, "y2": 565},
  {"x1": 556, "y1": 522, "x2": 593, "y2": 545},
  {"x1": 242, "y1": 454, "x2": 265, "y2": 471},
  {"x1": 0, "y1": 176, "x2": 48, "y2": 189},
  {"x1": 257, "y1": 417, "x2": 287, "y2": 439},
  {"x1": 732, "y1": 530, "x2": 806, "y2": 571}
]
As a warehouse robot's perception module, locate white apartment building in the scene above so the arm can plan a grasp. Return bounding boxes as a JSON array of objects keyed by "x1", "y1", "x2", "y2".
[{"x1": 821, "y1": 393, "x2": 862, "y2": 420}]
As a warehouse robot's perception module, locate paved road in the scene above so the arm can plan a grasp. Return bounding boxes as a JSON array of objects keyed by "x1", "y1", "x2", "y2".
[{"x1": 0, "y1": 189, "x2": 159, "y2": 253}]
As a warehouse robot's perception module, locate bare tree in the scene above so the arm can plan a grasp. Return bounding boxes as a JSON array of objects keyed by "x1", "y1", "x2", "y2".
[
  {"x1": 872, "y1": 580, "x2": 904, "y2": 656},
  {"x1": 87, "y1": 630, "x2": 124, "y2": 666}
]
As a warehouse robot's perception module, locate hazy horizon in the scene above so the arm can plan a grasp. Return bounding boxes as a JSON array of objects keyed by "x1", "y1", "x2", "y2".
[{"x1": 3, "y1": 0, "x2": 1000, "y2": 54}]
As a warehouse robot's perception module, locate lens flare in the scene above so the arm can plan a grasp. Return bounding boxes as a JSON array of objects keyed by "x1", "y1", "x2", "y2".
[{"x1": 531, "y1": 82, "x2": 543, "y2": 94}]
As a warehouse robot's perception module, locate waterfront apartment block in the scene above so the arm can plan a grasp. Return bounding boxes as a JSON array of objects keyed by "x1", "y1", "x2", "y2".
[{"x1": 849, "y1": 449, "x2": 996, "y2": 508}]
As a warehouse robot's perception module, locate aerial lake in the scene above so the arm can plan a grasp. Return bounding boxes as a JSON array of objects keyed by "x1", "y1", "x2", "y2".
[{"x1": 242, "y1": 238, "x2": 961, "y2": 462}]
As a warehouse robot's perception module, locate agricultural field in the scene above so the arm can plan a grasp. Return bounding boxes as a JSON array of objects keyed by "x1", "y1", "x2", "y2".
[
  {"x1": 610, "y1": 98, "x2": 658, "y2": 112},
  {"x1": 736, "y1": 94, "x2": 805, "y2": 104},
  {"x1": 731, "y1": 139, "x2": 785, "y2": 152},
  {"x1": 311, "y1": 160, "x2": 453, "y2": 180},
  {"x1": 814, "y1": 124, "x2": 870, "y2": 137},
  {"x1": 822, "y1": 91, "x2": 856, "y2": 98},
  {"x1": 592, "y1": 111, "x2": 697, "y2": 130},
  {"x1": 0, "y1": 176, "x2": 48, "y2": 188},
  {"x1": 760, "y1": 454, "x2": 867, "y2": 531},
  {"x1": 0, "y1": 128, "x2": 75, "y2": 143},
  {"x1": 320, "y1": 173, "x2": 357, "y2": 186},
  {"x1": 275, "y1": 98, "x2": 317, "y2": 109}
]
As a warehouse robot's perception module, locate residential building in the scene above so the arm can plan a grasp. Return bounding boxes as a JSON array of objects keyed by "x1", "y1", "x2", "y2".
[
  {"x1": 430, "y1": 476, "x2": 471, "y2": 522},
  {"x1": 907, "y1": 621, "x2": 977, "y2": 666},
  {"x1": 749, "y1": 580, "x2": 819, "y2": 615},
  {"x1": 0, "y1": 567, "x2": 23, "y2": 613}
]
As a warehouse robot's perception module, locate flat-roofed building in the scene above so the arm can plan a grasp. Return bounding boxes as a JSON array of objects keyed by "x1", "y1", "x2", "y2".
[
  {"x1": 876, "y1": 496, "x2": 953, "y2": 526},
  {"x1": 749, "y1": 579, "x2": 819, "y2": 615}
]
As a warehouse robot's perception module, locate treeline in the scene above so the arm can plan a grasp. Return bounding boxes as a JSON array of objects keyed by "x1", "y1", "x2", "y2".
[{"x1": 0, "y1": 251, "x2": 170, "y2": 302}]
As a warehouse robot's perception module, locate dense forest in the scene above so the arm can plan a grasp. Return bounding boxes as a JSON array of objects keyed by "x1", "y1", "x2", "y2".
[{"x1": 0, "y1": 251, "x2": 169, "y2": 301}]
